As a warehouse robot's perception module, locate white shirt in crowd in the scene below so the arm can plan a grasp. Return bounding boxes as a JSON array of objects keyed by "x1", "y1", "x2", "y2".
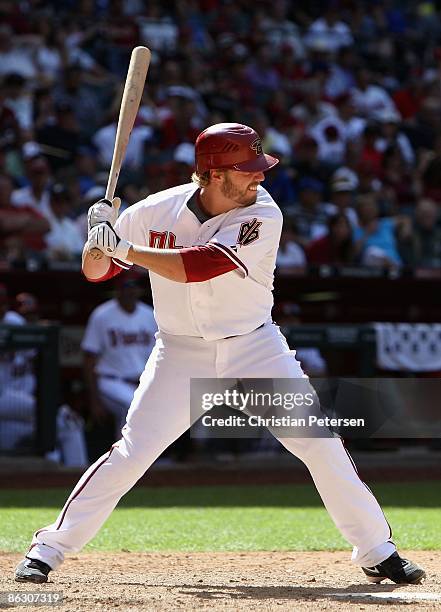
[
  {"x1": 306, "y1": 18, "x2": 353, "y2": 53},
  {"x1": 45, "y1": 216, "x2": 85, "y2": 258},
  {"x1": 351, "y1": 85, "x2": 398, "y2": 119},
  {"x1": 93, "y1": 123, "x2": 154, "y2": 170},
  {"x1": 12, "y1": 186, "x2": 52, "y2": 221},
  {"x1": 276, "y1": 242, "x2": 306, "y2": 269}
]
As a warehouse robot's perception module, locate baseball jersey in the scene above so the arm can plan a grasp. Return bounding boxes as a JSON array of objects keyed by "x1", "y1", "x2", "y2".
[
  {"x1": 113, "y1": 183, "x2": 283, "y2": 341},
  {"x1": 81, "y1": 299, "x2": 157, "y2": 378},
  {"x1": 0, "y1": 311, "x2": 35, "y2": 392}
]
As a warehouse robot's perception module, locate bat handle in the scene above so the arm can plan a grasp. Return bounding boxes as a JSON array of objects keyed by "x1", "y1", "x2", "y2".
[{"x1": 104, "y1": 188, "x2": 115, "y2": 204}]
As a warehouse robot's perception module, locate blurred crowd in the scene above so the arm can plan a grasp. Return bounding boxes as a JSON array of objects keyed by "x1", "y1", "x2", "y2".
[{"x1": 2, "y1": 0, "x2": 441, "y2": 270}]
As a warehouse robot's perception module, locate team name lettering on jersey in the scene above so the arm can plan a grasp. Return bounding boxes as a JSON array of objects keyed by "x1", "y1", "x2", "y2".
[
  {"x1": 149, "y1": 231, "x2": 183, "y2": 249},
  {"x1": 108, "y1": 329, "x2": 152, "y2": 347},
  {"x1": 237, "y1": 218, "x2": 262, "y2": 246}
]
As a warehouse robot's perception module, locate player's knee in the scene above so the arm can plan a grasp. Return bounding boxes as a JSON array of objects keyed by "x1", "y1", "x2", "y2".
[{"x1": 111, "y1": 439, "x2": 155, "y2": 476}]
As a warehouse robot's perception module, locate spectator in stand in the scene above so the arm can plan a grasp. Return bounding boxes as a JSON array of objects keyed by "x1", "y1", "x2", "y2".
[
  {"x1": 93, "y1": 105, "x2": 153, "y2": 172},
  {"x1": 32, "y1": 20, "x2": 65, "y2": 87},
  {"x1": 374, "y1": 108, "x2": 415, "y2": 166},
  {"x1": 158, "y1": 87, "x2": 203, "y2": 151},
  {"x1": 353, "y1": 193, "x2": 402, "y2": 268},
  {"x1": 259, "y1": 0, "x2": 305, "y2": 59},
  {"x1": 357, "y1": 122, "x2": 384, "y2": 177},
  {"x1": 392, "y1": 75, "x2": 425, "y2": 122},
  {"x1": 262, "y1": 148, "x2": 296, "y2": 211},
  {"x1": 325, "y1": 46, "x2": 357, "y2": 100},
  {"x1": 311, "y1": 94, "x2": 364, "y2": 165},
  {"x1": 293, "y1": 177, "x2": 328, "y2": 246},
  {"x1": 380, "y1": 145, "x2": 415, "y2": 213},
  {"x1": 420, "y1": 154, "x2": 441, "y2": 203},
  {"x1": 323, "y1": 169, "x2": 359, "y2": 228},
  {"x1": 36, "y1": 100, "x2": 80, "y2": 173},
  {"x1": 306, "y1": 4, "x2": 353, "y2": 54},
  {"x1": 355, "y1": 160, "x2": 383, "y2": 194},
  {"x1": 12, "y1": 143, "x2": 52, "y2": 218},
  {"x1": 292, "y1": 135, "x2": 334, "y2": 188},
  {"x1": 276, "y1": 219, "x2": 306, "y2": 273},
  {"x1": 310, "y1": 118, "x2": 347, "y2": 166},
  {"x1": 165, "y1": 142, "x2": 195, "y2": 189},
  {"x1": 2, "y1": 72, "x2": 33, "y2": 136},
  {"x1": 102, "y1": 0, "x2": 140, "y2": 78},
  {"x1": 32, "y1": 87, "x2": 56, "y2": 133},
  {"x1": 335, "y1": 92, "x2": 366, "y2": 141},
  {"x1": 404, "y1": 96, "x2": 441, "y2": 153},
  {"x1": 74, "y1": 185, "x2": 106, "y2": 241},
  {"x1": 251, "y1": 110, "x2": 292, "y2": 159},
  {"x1": 306, "y1": 213, "x2": 354, "y2": 266},
  {"x1": 74, "y1": 146, "x2": 100, "y2": 197},
  {"x1": 0, "y1": 173, "x2": 49, "y2": 265},
  {"x1": 44, "y1": 183, "x2": 84, "y2": 261},
  {"x1": 53, "y1": 64, "x2": 103, "y2": 138},
  {"x1": 397, "y1": 199, "x2": 441, "y2": 268},
  {"x1": 290, "y1": 78, "x2": 337, "y2": 130},
  {"x1": 244, "y1": 44, "x2": 281, "y2": 104},
  {"x1": 0, "y1": 80, "x2": 20, "y2": 153},
  {"x1": 0, "y1": 25, "x2": 38, "y2": 82},
  {"x1": 351, "y1": 66, "x2": 398, "y2": 120}
]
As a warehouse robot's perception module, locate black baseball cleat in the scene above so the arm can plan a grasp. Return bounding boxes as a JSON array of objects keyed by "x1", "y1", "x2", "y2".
[
  {"x1": 15, "y1": 557, "x2": 51, "y2": 583},
  {"x1": 362, "y1": 552, "x2": 426, "y2": 584}
]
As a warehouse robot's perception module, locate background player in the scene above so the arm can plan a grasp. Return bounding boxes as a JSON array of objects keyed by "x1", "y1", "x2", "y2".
[
  {"x1": 16, "y1": 123, "x2": 424, "y2": 586},
  {"x1": 82, "y1": 274, "x2": 156, "y2": 437}
]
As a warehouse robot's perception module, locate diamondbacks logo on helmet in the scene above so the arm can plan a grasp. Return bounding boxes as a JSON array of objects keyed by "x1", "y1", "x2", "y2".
[
  {"x1": 237, "y1": 218, "x2": 262, "y2": 246},
  {"x1": 250, "y1": 138, "x2": 263, "y2": 155}
]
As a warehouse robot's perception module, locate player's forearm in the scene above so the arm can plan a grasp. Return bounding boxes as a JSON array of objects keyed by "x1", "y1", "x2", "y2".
[
  {"x1": 82, "y1": 243, "x2": 112, "y2": 280},
  {"x1": 126, "y1": 245, "x2": 187, "y2": 282}
]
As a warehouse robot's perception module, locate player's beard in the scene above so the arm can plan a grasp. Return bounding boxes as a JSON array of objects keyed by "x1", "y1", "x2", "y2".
[{"x1": 221, "y1": 174, "x2": 258, "y2": 207}]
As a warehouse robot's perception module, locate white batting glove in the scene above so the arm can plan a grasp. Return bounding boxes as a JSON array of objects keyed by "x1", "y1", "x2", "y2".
[
  {"x1": 87, "y1": 197, "x2": 121, "y2": 231},
  {"x1": 87, "y1": 222, "x2": 132, "y2": 260}
]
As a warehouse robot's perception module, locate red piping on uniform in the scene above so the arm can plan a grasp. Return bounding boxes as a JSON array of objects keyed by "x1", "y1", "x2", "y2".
[
  {"x1": 54, "y1": 447, "x2": 115, "y2": 530},
  {"x1": 340, "y1": 438, "x2": 393, "y2": 540},
  {"x1": 208, "y1": 242, "x2": 248, "y2": 276}
]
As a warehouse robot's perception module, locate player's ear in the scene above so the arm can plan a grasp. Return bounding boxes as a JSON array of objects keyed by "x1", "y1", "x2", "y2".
[{"x1": 210, "y1": 169, "x2": 225, "y2": 183}]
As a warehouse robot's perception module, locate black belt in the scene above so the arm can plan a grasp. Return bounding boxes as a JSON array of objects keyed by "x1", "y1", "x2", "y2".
[
  {"x1": 223, "y1": 323, "x2": 265, "y2": 339},
  {"x1": 99, "y1": 374, "x2": 139, "y2": 385}
]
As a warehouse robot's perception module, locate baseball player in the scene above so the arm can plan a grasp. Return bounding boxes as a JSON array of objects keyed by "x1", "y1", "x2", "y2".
[
  {"x1": 82, "y1": 275, "x2": 157, "y2": 437},
  {"x1": 0, "y1": 285, "x2": 35, "y2": 451},
  {"x1": 16, "y1": 123, "x2": 424, "y2": 585}
]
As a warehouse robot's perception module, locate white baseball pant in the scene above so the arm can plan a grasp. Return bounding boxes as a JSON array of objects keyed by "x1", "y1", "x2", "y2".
[{"x1": 28, "y1": 323, "x2": 395, "y2": 569}]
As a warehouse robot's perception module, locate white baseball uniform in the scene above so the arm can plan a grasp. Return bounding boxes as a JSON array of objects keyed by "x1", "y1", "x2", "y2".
[
  {"x1": 0, "y1": 311, "x2": 88, "y2": 464},
  {"x1": 0, "y1": 311, "x2": 35, "y2": 450},
  {"x1": 28, "y1": 183, "x2": 395, "y2": 570},
  {"x1": 81, "y1": 298, "x2": 157, "y2": 434}
]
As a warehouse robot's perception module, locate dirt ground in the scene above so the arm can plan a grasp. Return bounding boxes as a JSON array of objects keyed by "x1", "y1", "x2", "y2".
[{"x1": 1, "y1": 551, "x2": 440, "y2": 611}]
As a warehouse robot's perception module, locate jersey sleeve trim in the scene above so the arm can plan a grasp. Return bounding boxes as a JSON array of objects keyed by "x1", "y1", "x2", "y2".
[
  {"x1": 83, "y1": 260, "x2": 123, "y2": 283},
  {"x1": 208, "y1": 242, "x2": 248, "y2": 277},
  {"x1": 180, "y1": 244, "x2": 239, "y2": 282},
  {"x1": 111, "y1": 257, "x2": 132, "y2": 270}
]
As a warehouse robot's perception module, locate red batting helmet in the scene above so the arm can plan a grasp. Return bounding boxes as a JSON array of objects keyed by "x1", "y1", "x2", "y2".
[{"x1": 195, "y1": 123, "x2": 279, "y2": 173}]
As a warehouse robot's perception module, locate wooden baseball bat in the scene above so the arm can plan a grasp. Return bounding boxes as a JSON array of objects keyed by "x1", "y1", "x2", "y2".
[{"x1": 90, "y1": 46, "x2": 151, "y2": 258}]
